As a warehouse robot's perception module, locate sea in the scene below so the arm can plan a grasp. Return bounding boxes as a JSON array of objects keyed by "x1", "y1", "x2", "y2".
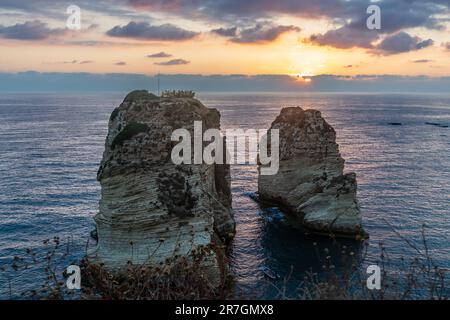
[{"x1": 0, "y1": 92, "x2": 449, "y2": 299}]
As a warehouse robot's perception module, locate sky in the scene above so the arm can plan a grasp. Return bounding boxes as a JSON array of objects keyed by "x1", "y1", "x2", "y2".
[{"x1": 0, "y1": 0, "x2": 449, "y2": 91}]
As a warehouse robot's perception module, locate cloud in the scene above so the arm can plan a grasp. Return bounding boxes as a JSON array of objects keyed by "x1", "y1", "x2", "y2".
[
  {"x1": 214, "y1": 23, "x2": 300, "y2": 44},
  {"x1": 211, "y1": 27, "x2": 237, "y2": 37},
  {"x1": 303, "y1": 0, "x2": 446, "y2": 50},
  {"x1": 443, "y1": 42, "x2": 450, "y2": 50},
  {"x1": 127, "y1": 0, "x2": 449, "y2": 31},
  {"x1": 114, "y1": 61, "x2": 127, "y2": 65},
  {"x1": 155, "y1": 59, "x2": 190, "y2": 66},
  {"x1": 147, "y1": 51, "x2": 172, "y2": 58},
  {"x1": 64, "y1": 40, "x2": 153, "y2": 47},
  {"x1": 60, "y1": 60, "x2": 95, "y2": 65},
  {"x1": 374, "y1": 32, "x2": 434, "y2": 55},
  {"x1": 0, "y1": 0, "x2": 151, "y2": 21},
  {"x1": 87, "y1": 24, "x2": 99, "y2": 31},
  {"x1": 307, "y1": 7, "x2": 440, "y2": 50},
  {"x1": 366, "y1": 2, "x2": 445, "y2": 33},
  {"x1": 308, "y1": 22, "x2": 378, "y2": 49},
  {"x1": 2, "y1": 1, "x2": 448, "y2": 32},
  {"x1": 0, "y1": 20, "x2": 67, "y2": 40},
  {"x1": 0, "y1": 1, "x2": 448, "y2": 51},
  {"x1": 412, "y1": 59, "x2": 433, "y2": 63},
  {"x1": 417, "y1": 39, "x2": 435, "y2": 49},
  {"x1": 106, "y1": 21, "x2": 199, "y2": 41},
  {"x1": 309, "y1": 22, "x2": 435, "y2": 55}
]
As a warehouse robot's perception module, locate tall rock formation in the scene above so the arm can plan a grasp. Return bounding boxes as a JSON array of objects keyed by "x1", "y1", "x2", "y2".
[
  {"x1": 258, "y1": 107, "x2": 365, "y2": 238},
  {"x1": 89, "y1": 90, "x2": 235, "y2": 283}
]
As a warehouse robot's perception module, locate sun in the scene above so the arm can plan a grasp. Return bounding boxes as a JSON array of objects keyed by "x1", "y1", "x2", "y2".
[{"x1": 294, "y1": 73, "x2": 313, "y2": 83}]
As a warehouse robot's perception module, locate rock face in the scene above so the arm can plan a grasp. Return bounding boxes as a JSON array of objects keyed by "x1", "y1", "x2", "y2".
[
  {"x1": 89, "y1": 90, "x2": 235, "y2": 283},
  {"x1": 258, "y1": 107, "x2": 365, "y2": 238}
]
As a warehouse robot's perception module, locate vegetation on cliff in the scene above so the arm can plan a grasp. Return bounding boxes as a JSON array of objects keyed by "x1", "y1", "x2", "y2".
[
  {"x1": 110, "y1": 122, "x2": 150, "y2": 149},
  {"x1": 123, "y1": 90, "x2": 159, "y2": 102},
  {"x1": 161, "y1": 90, "x2": 195, "y2": 98},
  {"x1": 2, "y1": 226, "x2": 447, "y2": 300}
]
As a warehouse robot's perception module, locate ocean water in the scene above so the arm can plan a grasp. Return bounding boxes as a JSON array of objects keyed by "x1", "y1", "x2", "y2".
[{"x1": 0, "y1": 92, "x2": 449, "y2": 299}]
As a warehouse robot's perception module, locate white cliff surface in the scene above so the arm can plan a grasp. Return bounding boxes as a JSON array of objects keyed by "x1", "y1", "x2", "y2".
[
  {"x1": 88, "y1": 90, "x2": 235, "y2": 283},
  {"x1": 258, "y1": 107, "x2": 365, "y2": 238}
]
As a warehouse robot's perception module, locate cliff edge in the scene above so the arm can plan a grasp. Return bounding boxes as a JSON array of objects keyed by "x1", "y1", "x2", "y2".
[
  {"x1": 258, "y1": 107, "x2": 365, "y2": 238},
  {"x1": 88, "y1": 90, "x2": 235, "y2": 284}
]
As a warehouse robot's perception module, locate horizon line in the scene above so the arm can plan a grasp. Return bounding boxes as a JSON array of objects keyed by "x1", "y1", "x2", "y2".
[{"x1": 2, "y1": 71, "x2": 450, "y2": 78}]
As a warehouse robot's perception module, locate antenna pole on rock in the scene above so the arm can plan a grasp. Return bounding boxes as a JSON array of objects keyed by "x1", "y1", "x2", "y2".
[{"x1": 157, "y1": 72, "x2": 160, "y2": 96}]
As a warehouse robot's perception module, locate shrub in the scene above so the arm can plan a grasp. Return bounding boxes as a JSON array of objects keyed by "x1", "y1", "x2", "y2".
[
  {"x1": 161, "y1": 90, "x2": 195, "y2": 98},
  {"x1": 271, "y1": 223, "x2": 449, "y2": 300},
  {"x1": 1, "y1": 240, "x2": 231, "y2": 300},
  {"x1": 80, "y1": 247, "x2": 230, "y2": 300},
  {"x1": 2, "y1": 224, "x2": 447, "y2": 300},
  {"x1": 109, "y1": 108, "x2": 120, "y2": 122},
  {"x1": 110, "y1": 122, "x2": 149, "y2": 149},
  {"x1": 123, "y1": 90, "x2": 159, "y2": 102}
]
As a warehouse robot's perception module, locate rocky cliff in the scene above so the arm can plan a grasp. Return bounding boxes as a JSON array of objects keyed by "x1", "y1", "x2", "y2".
[
  {"x1": 88, "y1": 90, "x2": 235, "y2": 283},
  {"x1": 258, "y1": 107, "x2": 365, "y2": 238}
]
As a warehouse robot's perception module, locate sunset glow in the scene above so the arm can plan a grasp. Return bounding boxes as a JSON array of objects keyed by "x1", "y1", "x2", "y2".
[
  {"x1": 0, "y1": 1, "x2": 449, "y2": 77},
  {"x1": 1, "y1": 1, "x2": 450, "y2": 304}
]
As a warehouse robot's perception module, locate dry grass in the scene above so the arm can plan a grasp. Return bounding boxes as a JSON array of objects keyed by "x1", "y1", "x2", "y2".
[
  {"x1": 79, "y1": 245, "x2": 232, "y2": 300},
  {"x1": 1, "y1": 223, "x2": 448, "y2": 300},
  {"x1": 270, "y1": 223, "x2": 448, "y2": 300},
  {"x1": 1, "y1": 239, "x2": 232, "y2": 300},
  {"x1": 161, "y1": 90, "x2": 195, "y2": 98}
]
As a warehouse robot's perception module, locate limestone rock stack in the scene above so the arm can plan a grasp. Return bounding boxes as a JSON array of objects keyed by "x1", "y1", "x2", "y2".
[
  {"x1": 89, "y1": 90, "x2": 235, "y2": 283},
  {"x1": 258, "y1": 107, "x2": 365, "y2": 238}
]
